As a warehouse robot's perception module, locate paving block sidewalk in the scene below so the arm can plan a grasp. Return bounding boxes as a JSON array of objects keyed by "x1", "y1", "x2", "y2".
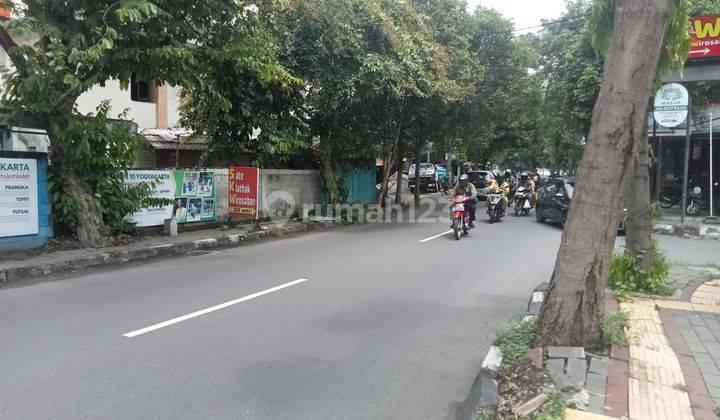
[
  {"x1": 0, "y1": 219, "x2": 331, "y2": 287},
  {"x1": 611, "y1": 266, "x2": 720, "y2": 420}
]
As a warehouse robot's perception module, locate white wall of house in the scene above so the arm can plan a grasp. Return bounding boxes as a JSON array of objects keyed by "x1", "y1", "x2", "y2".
[
  {"x1": 167, "y1": 86, "x2": 183, "y2": 128},
  {"x1": 76, "y1": 80, "x2": 158, "y2": 128}
]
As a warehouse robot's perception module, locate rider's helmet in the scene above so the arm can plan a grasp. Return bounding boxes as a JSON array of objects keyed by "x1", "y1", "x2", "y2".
[
  {"x1": 519, "y1": 172, "x2": 529, "y2": 180},
  {"x1": 495, "y1": 174, "x2": 504, "y2": 185},
  {"x1": 459, "y1": 174, "x2": 469, "y2": 188},
  {"x1": 505, "y1": 169, "x2": 512, "y2": 178}
]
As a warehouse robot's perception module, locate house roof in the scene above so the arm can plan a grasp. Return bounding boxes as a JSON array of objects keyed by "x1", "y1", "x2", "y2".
[{"x1": 139, "y1": 128, "x2": 209, "y2": 151}]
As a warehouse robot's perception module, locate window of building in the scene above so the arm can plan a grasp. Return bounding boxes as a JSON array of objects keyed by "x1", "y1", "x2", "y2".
[{"x1": 131, "y1": 75, "x2": 152, "y2": 102}]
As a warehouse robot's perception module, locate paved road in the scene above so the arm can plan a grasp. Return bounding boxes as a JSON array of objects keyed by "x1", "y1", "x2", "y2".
[{"x1": 1, "y1": 201, "x2": 717, "y2": 419}]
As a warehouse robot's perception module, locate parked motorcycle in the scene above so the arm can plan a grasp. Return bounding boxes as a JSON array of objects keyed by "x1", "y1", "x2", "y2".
[
  {"x1": 450, "y1": 194, "x2": 472, "y2": 240},
  {"x1": 487, "y1": 189, "x2": 505, "y2": 224},
  {"x1": 514, "y1": 186, "x2": 533, "y2": 217},
  {"x1": 659, "y1": 177, "x2": 682, "y2": 209}
]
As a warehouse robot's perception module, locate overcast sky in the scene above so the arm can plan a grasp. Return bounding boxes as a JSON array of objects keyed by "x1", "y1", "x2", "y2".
[{"x1": 466, "y1": 0, "x2": 568, "y2": 33}]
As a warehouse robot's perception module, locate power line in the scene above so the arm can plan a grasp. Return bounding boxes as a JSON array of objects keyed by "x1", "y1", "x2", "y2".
[{"x1": 511, "y1": 13, "x2": 590, "y2": 34}]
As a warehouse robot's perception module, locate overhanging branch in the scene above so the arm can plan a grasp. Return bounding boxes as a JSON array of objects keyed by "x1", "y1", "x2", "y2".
[{"x1": 0, "y1": 24, "x2": 26, "y2": 75}]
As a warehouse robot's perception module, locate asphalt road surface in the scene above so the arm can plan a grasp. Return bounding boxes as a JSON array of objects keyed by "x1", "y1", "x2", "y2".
[{"x1": 1, "y1": 200, "x2": 717, "y2": 419}]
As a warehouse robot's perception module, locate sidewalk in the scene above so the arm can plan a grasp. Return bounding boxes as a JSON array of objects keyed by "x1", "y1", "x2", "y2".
[
  {"x1": 654, "y1": 208, "x2": 720, "y2": 240},
  {"x1": 0, "y1": 219, "x2": 335, "y2": 287},
  {"x1": 607, "y1": 265, "x2": 720, "y2": 419}
]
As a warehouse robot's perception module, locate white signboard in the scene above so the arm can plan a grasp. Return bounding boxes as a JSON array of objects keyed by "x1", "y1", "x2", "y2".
[
  {"x1": 123, "y1": 170, "x2": 175, "y2": 227},
  {"x1": 654, "y1": 83, "x2": 689, "y2": 128},
  {"x1": 0, "y1": 157, "x2": 38, "y2": 237}
]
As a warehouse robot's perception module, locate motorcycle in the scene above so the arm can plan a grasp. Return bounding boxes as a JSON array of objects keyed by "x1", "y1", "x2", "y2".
[
  {"x1": 514, "y1": 186, "x2": 533, "y2": 217},
  {"x1": 487, "y1": 189, "x2": 505, "y2": 224},
  {"x1": 659, "y1": 178, "x2": 682, "y2": 209},
  {"x1": 450, "y1": 194, "x2": 472, "y2": 240}
]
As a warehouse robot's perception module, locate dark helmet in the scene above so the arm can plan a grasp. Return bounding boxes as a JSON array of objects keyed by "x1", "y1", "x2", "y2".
[
  {"x1": 519, "y1": 172, "x2": 529, "y2": 180},
  {"x1": 459, "y1": 174, "x2": 469, "y2": 188},
  {"x1": 495, "y1": 174, "x2": 504, "y2": 184}
]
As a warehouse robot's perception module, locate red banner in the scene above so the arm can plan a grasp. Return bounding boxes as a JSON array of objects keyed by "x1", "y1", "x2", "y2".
[
  {"x1": 229, "y1": 167, "x2": 259, "y2": 218},
  {"x1": 689, "y1": 14, "x2": 720, "y2": 59}
]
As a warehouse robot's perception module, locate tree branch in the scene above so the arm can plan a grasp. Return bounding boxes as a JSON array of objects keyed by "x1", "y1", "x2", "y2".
[{"x1": 0, "y1": 24, "x2": 26, "y2": 75}]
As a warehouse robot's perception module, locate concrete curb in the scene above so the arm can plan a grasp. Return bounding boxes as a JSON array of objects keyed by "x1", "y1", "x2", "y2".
[
  {"x1": 0, "y1": 221, "x2": 332, "y2": 288},
  {"x1": 653, "y1": 222, "x2": 720, "y2": 240},
  {"x1": 462, "y1": 283, "x2": 550, "y2": 419}
]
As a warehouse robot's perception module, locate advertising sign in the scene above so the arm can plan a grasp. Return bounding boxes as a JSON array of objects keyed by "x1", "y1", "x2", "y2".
[
  {"x1": 0, "y1": 158, "x2": 38, "y2": 237},
  {"x1": 172, "y1": 170, "x2": 216, "y2": 224},
  {"x1": 689, "y1": 14, "x2": 720, "y2": 59},
  {"x1": 228, "y1": 167, "x2": 259, "y2": 218},
  {"x1": 123, "y1": 170, "x2": 175, "y2": 227},
  {"x1": 124, "y1": 169, "x2": 217, "y2": 226},
  {"x1": 654, "y1": 83, "x2": 689, "y2": 128}
]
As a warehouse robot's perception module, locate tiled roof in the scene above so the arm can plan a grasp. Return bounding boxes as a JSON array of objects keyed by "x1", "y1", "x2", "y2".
[{"x1": 139, "y1": 128, "x2": 209, "y2": 151}]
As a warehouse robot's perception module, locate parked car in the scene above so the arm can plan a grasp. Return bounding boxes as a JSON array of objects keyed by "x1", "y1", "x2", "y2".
[
  {"x1": 467, "y1": 170, "x2": 495, "y2": 200},
  {"x1": 535, "y1": 178, "x2": 574, "y2": 226},
  {"x1": 536, "y1": 178, "x2": 626, "y2": 231},
  {"x1": 408, "y1": 163, "x2": 439, "y2": 192}
]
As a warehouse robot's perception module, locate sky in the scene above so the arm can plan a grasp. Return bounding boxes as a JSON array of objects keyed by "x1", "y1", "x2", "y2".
[{"x1": 466, "y1": 0, "x2": 568, "y2": 33}]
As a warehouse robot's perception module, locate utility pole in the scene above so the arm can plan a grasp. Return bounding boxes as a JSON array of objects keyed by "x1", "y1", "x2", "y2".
[{"x1": 681, "y1": 96, "x2": 692, "y2": 226}]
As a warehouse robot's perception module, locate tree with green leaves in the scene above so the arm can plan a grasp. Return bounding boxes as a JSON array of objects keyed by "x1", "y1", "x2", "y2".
[
  {"x1": 0, "y1": 0, "x2": 279, "y2": 246},
  {"x1": 281, "y1": 0, "x2": 450, "y2": 204},
  {"x1": 178, "y1": 3, "x2": 308, "y2": 168},
  {"x1": 535, "y1": 0, "x2": 690, "y2": 347}
]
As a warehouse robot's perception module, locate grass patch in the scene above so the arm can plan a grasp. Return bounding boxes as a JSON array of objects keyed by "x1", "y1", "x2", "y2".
[
  {"x1": 608, "y1": 243, "x2": 674, "y2": 300},
  {"x1": 535, "y1": 392, "x2": 568, "y2": 420},
  {"x1": 601, "y1": 309, "x2": 630, "y2": 349},
  {"x1": 493, "y1": 317, "x2": 538, "y2": 376}
]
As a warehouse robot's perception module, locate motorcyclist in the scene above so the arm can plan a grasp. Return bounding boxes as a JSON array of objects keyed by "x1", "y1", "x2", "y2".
[
  {"x1": 488, "y1": 173, "x2": 510, "y2": 214},
  {"x1": 504, "y1": 169, "x2": 516, "y2": 198},
  {"x1": 517, "y1": 172, "x2": 536, "y2": 206},
  {"x1": 531, "y1": 168, "x2": 542, "y2": 186},
  {"x1": 451, "y1": 174, "x2": 478, "y2": 228}
]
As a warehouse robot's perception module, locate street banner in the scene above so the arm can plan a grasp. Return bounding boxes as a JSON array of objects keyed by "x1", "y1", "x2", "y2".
[
  {"x1": 123, "y1": 170, "x2": 175, "y2": 227},
  {"x1": 689, "y1": 14, "x2": 720, "y2": 59},
  {"x1": 228, "y1": 166, "x2": 259, "y2": 218},
  {"x1": 172, "y1": 170, "x2": 216, "y2": 224},
  {"x1": 654, "y1": 83, "x2": 689, "y2": 128},
  {"x1": 124, "y1": 169, "x2": 217, "y2": 226},
  {"x1": 0, "y1": 157, "x2": 38, "y2": 237}
]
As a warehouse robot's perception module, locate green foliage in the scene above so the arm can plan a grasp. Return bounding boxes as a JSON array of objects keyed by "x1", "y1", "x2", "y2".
[
  {"x1": 608, "y1": 245, "x2": 674, "y2": 300},
  {"x1": 601, "y1": 309, "x2": 630, "y2": 349},
  {"x1": 589, "y1": 0, "x2": 691, "y2": 75},
  {"x1": 493, "y1": 317, "x2": 538, "y2": 374},
  {"x1": 48, "y1": 102, "x2": 169, "y2": 233},
  {"x1": 179, "y1": 2, "x2": 309, "y2": 167},
  {"x1": 535, "y1": 392, "x2": 568, "y2": 420},
  {"x1": 650, "y1": 201, "x2": 663, "y2": 221}
]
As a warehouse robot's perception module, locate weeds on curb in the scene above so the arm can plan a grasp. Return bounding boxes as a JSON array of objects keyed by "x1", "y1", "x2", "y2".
[
  {"x1": 601, "y1": 309, "x2": 630, "y2": 349},
  {"x1": 493, "y1": 317, "x2": 538, "y2": 376},
  {"x1": 535, "y1": 392, "x2": 568, "y2": 420}
]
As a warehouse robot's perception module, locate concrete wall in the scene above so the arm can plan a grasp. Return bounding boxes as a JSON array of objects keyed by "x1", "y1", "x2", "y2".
[
  {"x1": 0, "y1": 152, "x2": 53, "y2": 251},
  {"x1": 211, "y1": 168, "x2": 229, "y2": 222},
  {"x1": 258, "y1": 169, "x2": 322, "y2": 219}
]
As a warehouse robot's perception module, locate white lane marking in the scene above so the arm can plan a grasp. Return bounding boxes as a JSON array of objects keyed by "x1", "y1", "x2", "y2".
[
  {"x1": 419, "y1": 230, "x2": 454, "y2": 243},
  {"x1": 123, "y1": 278, "x2": 309, "y2": 338}
]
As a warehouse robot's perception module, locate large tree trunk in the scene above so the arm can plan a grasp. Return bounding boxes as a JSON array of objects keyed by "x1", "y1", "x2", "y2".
[
  {"x1": 51, "y1": 139, "x2": 108, "y2": 248},
  {"x1": 536, "y1": 0, "x2": 674, "y2": 347},
  {"x1": 625, "y1": 125, "x2": 653, "y2": 270}
]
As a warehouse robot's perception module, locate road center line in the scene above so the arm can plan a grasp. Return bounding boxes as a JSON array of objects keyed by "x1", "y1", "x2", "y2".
[
  {"x1": 123, "y1": 278, "x2": 309, "y2": 338},
  {"x1": 419, "y1": 230, "x2": 454, "y2": 243}
]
